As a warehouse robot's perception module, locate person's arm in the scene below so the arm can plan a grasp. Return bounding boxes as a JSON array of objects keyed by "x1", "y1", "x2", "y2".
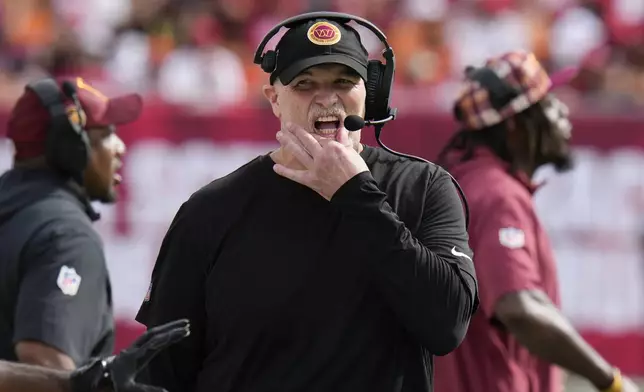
[
  {"x1": 14, "y1": 225, "x2": 110, "y2": 370},
  {"x1": 14, "y1": 342, "x2": 75, "y2": 371},
  {"x1": 473, "y1": 193, "x2": 620, "y2": 390},
  {"x1": 0, "y1": 361, "x2": 69, "y2": 392},
  {"x1": 495, "y1": 291, "x2": 616, "y2": 389},
  {"x1": 135, "y1": 196, "x2": 220, "y2": 392},
  {"x1": 330, "y1": 168, "x2": 478, "y2": 355}
]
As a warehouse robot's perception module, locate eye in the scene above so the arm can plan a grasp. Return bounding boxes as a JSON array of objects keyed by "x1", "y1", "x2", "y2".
[
  {"x1": 87, "y1": 126, "x2": 114, "y2": 138},
  {"x1": 336, "y1": 78, "x2": 357, "y2": 86},
  {"x1": 293, "y1": 79, "x2": 313, "y2": 89}
]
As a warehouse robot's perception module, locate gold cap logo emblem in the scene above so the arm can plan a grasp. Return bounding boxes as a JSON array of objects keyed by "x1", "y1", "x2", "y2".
[{"x1": 307, "y1": 22, "x2": 341, "y2": 45}]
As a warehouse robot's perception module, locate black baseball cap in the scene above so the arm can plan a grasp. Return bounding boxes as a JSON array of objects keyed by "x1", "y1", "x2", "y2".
[{"x1": 271, "y1": 19, "x2": 369, "y2": 85}]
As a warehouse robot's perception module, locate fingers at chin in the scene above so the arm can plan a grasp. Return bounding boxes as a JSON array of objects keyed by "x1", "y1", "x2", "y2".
[{"x1": 336, "y1": 128, "x2": 351, "y2": 146}]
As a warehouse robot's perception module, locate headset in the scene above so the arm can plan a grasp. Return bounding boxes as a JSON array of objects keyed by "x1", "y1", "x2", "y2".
[
  {"x1": 253, "y1": 11, "x2": 397, "y2": 125},
  {"x1": 254, "y1": 12, "x2": 471, "y2": 229},
  {"x1": 26, "y1": 78, "x2": 90, "y2": 184}
]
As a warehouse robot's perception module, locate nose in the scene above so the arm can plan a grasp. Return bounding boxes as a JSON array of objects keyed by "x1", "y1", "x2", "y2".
[
  {"x1": 314, "y1": 85, "x2": 340, "y2": 108},
  {"x1": 114, "y1": 135, "x2": 126, "y2": 157}
]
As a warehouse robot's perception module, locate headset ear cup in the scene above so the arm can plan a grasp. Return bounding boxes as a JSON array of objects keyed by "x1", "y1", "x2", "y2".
[
  {"x1": 365, "y1": 60, "x2": 384, "y2": 122},
  {"x1": 67, "y1": 126, "x2": 90, "y2": 173},
  {"x1": 75, "y1": 131, "x2": 90, "y2": 171},
  {"x1": 46, "y1": 123, "x2": 90, "y2": 176}
]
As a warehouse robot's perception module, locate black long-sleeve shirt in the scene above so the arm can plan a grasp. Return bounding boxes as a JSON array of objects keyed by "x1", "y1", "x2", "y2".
[{"x1": 135, "y1": 145, "x2": 479, "y2": 392}]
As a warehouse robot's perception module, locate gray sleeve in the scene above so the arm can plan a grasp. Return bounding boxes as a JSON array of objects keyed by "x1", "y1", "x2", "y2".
[{"x1": 13, "y1": 224, "x2": 109, "y2": 366}]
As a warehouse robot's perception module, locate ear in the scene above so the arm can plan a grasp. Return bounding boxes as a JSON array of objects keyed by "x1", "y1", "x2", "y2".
[{"x1": 262, "y1": 84, "x2": 280, "y2": 118}]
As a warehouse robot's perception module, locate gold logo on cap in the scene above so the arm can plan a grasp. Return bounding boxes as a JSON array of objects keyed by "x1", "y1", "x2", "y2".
[
  {"x1": 66, "y1": 105, "x2": 87, "y2": 128},
  {"x1": 307, "y1": 22, "x2": 341, "y2": 46}
]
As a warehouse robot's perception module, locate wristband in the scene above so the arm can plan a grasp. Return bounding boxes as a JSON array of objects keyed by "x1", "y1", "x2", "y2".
[{"x1": 602, "y1": 369, "x2": 623, "y2": 392}]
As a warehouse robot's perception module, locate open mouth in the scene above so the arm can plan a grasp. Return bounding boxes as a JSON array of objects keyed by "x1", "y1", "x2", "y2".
[
  {"x1": 113, "y1": 162, "x2": 123, "y2": 186},
  {"x1": 313, "y1": 115, "x2": 341, "y2": 137}
]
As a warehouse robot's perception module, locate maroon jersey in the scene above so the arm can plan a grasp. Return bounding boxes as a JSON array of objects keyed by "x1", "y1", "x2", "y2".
[{"x1": 435, "y1": 147, "x2": 563, "y2": 392}]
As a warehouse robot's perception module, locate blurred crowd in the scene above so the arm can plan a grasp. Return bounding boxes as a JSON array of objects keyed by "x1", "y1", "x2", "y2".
[{"x1": 1, "y1": 0, "x2": 644, "y2": 115}]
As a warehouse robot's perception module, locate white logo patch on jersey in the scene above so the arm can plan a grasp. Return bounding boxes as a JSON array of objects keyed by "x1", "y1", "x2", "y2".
[
  {"x1": 498, "y1": 227, "x2": 526, "y2": 249},
  {"x1": 56, "y1": 266, "x2": 82, "y2": 296}
]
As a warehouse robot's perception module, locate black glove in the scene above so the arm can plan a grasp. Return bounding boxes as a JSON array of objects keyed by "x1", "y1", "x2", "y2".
[{"x1": 70, "y1": 319, "x2": 190, "y2": 392}]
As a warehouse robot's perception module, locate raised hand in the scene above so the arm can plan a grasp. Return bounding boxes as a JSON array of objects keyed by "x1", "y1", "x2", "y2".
[
  {"x1": 70, "y1": 319, "x2": 190, "y2": 392},
  {"x1": 273, "y1": 122, "x2": 368, "y2": 200}
]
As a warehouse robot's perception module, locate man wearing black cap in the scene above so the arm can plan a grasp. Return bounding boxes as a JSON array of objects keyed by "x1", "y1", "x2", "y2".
[
  {"x1": 137, "y1": 15, "x2": 478, "y2": 392},
  {"x1": 0, "y1": 77, "x2": 142, "y2": 371}
]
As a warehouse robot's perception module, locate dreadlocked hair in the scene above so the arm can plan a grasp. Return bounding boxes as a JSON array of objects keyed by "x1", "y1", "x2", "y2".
[{"x1": 436, "y1": 100, "x2": 553, "y2": 173}]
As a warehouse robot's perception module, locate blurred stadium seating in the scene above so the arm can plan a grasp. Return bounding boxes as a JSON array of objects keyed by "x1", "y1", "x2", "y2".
[
  {"x1": 1, "y1": 0, "x2": 644, "y2": 390},
  {"x1": 0, "y1": 0, "x2": 643, "y2": 114}
]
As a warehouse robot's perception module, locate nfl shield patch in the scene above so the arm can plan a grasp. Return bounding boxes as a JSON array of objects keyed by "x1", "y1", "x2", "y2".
[
  {"x1": 498, "y1": 227, "x2": 525, "y2": 249},
  {"x1": 56, "y1": 266, "x2": 82, "y2": 296}
]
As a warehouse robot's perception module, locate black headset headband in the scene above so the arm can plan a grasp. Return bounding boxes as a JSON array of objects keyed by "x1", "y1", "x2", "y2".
[
  {"x1": 253, "y1": 11, "x2": 392, "y2": 66},
  {"x1": 27, "y1": 79, "x2": 69, "y2": 120},
  {"x1": 467, "y1": 66, "x2": 520, "y2": 109},
  {"x1": 454, "y1": 66, "x2": 522, "y2": 124}
]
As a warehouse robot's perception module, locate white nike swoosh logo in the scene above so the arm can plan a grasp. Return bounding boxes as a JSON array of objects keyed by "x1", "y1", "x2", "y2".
[{"x1": 451, "y1": 246, "x2": 472, "y2": 262}]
